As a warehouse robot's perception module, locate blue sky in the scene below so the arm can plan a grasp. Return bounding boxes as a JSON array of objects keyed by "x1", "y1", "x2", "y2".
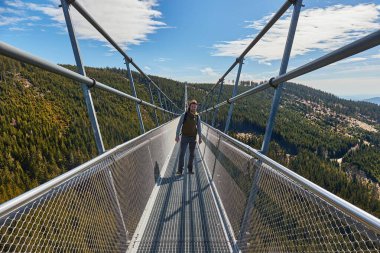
[{"x1": 0, "y1": 0, "x2": 379, "y2": 99}]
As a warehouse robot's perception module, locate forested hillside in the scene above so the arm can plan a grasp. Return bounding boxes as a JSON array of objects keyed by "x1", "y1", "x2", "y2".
[
  {"x1": 1, "y1": 55, "x2": 380, "y2": 218},
  {"x1": 0, "y1": 55, "x2": 181, "y2": 202}
]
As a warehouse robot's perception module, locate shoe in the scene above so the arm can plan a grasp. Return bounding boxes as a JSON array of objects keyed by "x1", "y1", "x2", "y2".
[
  {"x1": 188, "y1": 170, "x2": 194, "y2": 174},
  {"x1": 176, "y1": 171, "x2": 182, "y2": 176}
]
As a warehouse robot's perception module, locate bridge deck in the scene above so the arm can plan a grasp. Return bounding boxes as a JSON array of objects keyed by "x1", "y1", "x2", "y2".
[{"x1": 135, "y1": 143, "x2": 231, "y2": 252}]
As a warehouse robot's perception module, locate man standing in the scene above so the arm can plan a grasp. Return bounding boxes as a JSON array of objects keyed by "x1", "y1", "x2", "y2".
[{"x1": 175, "y1": 99, "x2": 202, "y2": 175}]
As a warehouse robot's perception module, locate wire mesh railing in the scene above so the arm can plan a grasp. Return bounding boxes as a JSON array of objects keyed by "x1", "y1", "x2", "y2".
[
  {"x1": 1, "y1": 117, "x2": 379, "y2": 252},
  {"x1": 0, "y1": 119, "x2": 179, "y2": 252},
  {"x1": 199, "y1": 122, "x2": 380, "y2": 252}
]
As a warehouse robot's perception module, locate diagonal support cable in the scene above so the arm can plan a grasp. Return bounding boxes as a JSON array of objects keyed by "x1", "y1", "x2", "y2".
[
  {"x1": 146, "y1": 80, "x2": 159, "y2": 127},
  {"x1": 224, "y1": 59, "x2": 244, "y2": 133},
  {"x1": 126, "y1": 60, "x2": 145, "y2": 134},
  {"x1": 67, "y1": 0, "x2": 182, "y2": 113},
  {"x1": 201, "y1": 0, "x2": 293, "y2": 104},
  {"x1": 261, "y1": 0, "x2": 303, "y2": 154},
  {"x1": 60, "y1": 0, "x2": 105, "y2": 154},
  {"x1": 212, "y1": 80, "x2": 224, "y2": 127},
  {"x1": 200, "y1": 30, "x2": 380, "y2": 114}
]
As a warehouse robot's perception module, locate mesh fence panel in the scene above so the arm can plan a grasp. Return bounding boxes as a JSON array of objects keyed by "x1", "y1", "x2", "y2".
[
  {"x1": 111, "y1": 120, "x2": 177, "y2": 243},
  {"x1": 0, "y1": 119, "x2": 178, "y2": 252},
  {"x1": 199, "y1": 123, "x2": 380, "y2": 253},
  {"x1": 0, "y1": 158, "x2": 125, "y2": 252},
  {"x1": 199, "y1": 124, "x2": 253, "y2": 238}
]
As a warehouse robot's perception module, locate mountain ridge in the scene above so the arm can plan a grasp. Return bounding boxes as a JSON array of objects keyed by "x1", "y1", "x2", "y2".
[{"x1": 364, "y1": 97, "x2": 380, "y2": 105}]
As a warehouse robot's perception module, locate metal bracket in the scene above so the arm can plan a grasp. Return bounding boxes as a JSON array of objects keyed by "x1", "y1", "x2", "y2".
[
  {"x1": 88, "y1": 77, "x2": 96, "y2": 88},
  {"x1": 268, "y1": 77, "x2": 277, "y2": 88}
]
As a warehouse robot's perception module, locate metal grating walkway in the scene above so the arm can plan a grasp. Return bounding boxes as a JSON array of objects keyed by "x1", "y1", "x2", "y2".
[{"x1": 134, "y1": 142, "x2": 231, "y2": 252}]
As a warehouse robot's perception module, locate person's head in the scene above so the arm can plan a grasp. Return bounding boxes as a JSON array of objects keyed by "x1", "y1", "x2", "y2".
[{"x1": 187, "y1": 99, "x2": 198, "y2": 113}]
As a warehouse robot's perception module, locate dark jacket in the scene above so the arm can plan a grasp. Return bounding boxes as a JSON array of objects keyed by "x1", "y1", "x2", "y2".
[{"x1": 176, "y1": 111, "x2": 202, "y2": 139}]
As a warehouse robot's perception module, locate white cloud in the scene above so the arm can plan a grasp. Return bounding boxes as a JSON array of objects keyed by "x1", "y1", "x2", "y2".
[
  {"x1": 2, "y1": 0, "x2": 166, "y2": 48},
  {"x1": 9, "y1": 27, "x2": 28, "y2": 31},
  {"x1": 258, "y1": 60, "x2": 272, "y2": 66},
  {"x1": 104, "y1": 52, "x2": 115, "y2": 57},
  {"x1": 331, "y1": 57, "x2": 367, "y2": 65},
  {"x1": 334, "y1": 63, "x2": 380, "y2": 75},
  {"x1": 200, "y1": 67, "x2": 218, "y2": 76},
  {"x1": 297, "y1": 77, "x2": 380, "y2": 97},
  {"x1": 155, "y1": 57, "x2": 171, "y2": 62},
  {"x1": 0, "y1": 16, "x2": 23, "y2": 26},
  {"x1": 3, "y1": 0, "x2": 26, "y2": 8},
  {"x1": 144, "y1": 66, "x2": 151, "y2": 70},
  {"x1": 213, "y1": 4, "x2": 380, "y2": 63},
  {"x1": 0, "y1": 2, "x2": 41, "y2": 26},
  {"x1": 338, "y1": 57, "x2": 367, "y2": 63},
  {"x1": 0, "y1": 7, "x2": 24, "y2": 15}
]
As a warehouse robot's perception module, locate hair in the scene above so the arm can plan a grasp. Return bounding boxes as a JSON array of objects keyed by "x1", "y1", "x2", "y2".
[{"x1": 187, "y1": 99, "x2": 197, "y2": 112}]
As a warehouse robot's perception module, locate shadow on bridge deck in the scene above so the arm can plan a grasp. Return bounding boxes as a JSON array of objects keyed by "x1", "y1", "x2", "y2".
[{"x1": 133, "y1": 143, "x2": 231, "y2": 253}]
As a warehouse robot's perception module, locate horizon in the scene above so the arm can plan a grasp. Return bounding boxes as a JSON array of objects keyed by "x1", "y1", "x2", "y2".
[{"x1": 0, "y1": 0, "x2": 379, "y2": 98}]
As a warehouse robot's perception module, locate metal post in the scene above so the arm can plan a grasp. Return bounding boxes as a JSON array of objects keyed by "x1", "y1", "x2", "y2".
[
  {"x1": 168, "y1": 101, "x2": 172, "y2": 120},
  {"x1": 203, "y1": 95, "x2": 210, "y2": 124},
  {"x1": 125, "y1": 60, "x2": 145, "y2": 134},
  {"x1": 146, "y1": 80, "x2": 159, "y2": 127},
  {"x1": 184, "y1": 83, "x2": 188, "y2": 112},
  {"x1": 168, "y1": 99, "x2": 172, "y2": 120},
  {"x1": 157, "y1": 90, "x2": 165, "y2": 122},
  {"x1": 212, "y1": 80, "x2": 224, "y2": 127},
  {"x1": 60, "y1": 0, "x2": 105, "y2": 154},
  {"x1": 224, "y1": 59, "x2": 243, "y2": 133},
  {"x1": 237, "y1": 160, "x2": 262, "y2": 245},
  {"x1": 163, "y1": 96, "x2": 169, "y2": 121},
  {"x1": 168, "y1": 103, "x2": 173, "y2": 120},
  {"x1": 171, "y1": 103, "x2": 174, "y2": 119},
  {"x1": 261, "y1": 0, "x2": 302, "y2": 154},
  {"x1": 206, "y1": 91, "x2": 215, "y2": 125}
]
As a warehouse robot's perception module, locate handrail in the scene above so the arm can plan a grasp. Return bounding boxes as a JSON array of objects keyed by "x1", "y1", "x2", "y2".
[
  {"x1": 201, "y1": 122, "x2": 380, "y2": 235},
  {"x1": 202, "y1": 0, "x2": 293, "y2": 101},
  {"x1": 0, "y1": 118, "x2": 177, "y2": 217},
  {"x1": 68, "y1": 0, "x2": 182, "y2": 113},
  {"x1": 201, "y1": 30, "x2": 380, "y2": 113},
  {"x1": 0, "y1": 42, "x2": 179, "y2": 116}
]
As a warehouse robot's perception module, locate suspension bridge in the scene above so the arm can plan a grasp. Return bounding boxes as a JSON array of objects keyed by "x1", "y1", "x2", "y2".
[{"x1": 1, "y1": 0, "x2": 380, "y2": 252}]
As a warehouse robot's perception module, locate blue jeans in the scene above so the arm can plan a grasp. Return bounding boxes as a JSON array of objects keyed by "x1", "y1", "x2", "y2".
[{"x1": 178, "y1": 135, "x2": 196, "y2": 173}]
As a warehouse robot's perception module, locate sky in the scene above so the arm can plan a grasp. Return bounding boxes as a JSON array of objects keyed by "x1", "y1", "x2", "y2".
[{"x1": 0, "y1": 0, "x2": 379, "y2": 99}]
